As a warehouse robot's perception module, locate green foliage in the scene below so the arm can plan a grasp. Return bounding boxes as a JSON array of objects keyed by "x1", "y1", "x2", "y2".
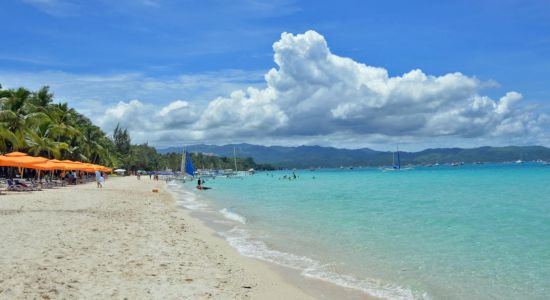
[
  {"x1": 0, "y1": 84, "x2": 115, "y2": 165},
  {"x1": 113, "y1": 123, "x2": 131, "y2": 156}
]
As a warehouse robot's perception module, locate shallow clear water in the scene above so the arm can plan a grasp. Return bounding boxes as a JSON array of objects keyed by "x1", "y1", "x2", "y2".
[{"x1": 171, "y1": 164, "x2": 550, "y2": 299}]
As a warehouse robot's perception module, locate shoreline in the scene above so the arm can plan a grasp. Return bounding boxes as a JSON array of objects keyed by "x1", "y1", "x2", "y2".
[
  {"x1": 0, "y1": 176, "x2": 315, "y2": 299},
  {"x1": 167, "y1": 179, "x2": 381, "y2": 300}
]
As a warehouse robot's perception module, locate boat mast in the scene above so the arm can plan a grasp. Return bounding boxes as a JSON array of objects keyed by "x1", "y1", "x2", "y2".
[
  {"x1": 181, "y1": 147, "x2": 185, "y2": 174},
  {"x1": 396, "y1": 144, "x2": 401, "y2": 169},
  {"x1": 233, "y1": 147, "x2": 238, "y2": 172}
]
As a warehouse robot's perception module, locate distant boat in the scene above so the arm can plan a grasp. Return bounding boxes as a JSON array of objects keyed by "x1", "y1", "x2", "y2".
[
  {"x1": 515, "y1": 159, "x2": 524, "y2": 164},
  {"x1": 173, "y1": 148, "x2": 195, "y2": 181},
  {"x1": 184, "y1": 149, "x2": 196, "y2": 177},
  {"x1": 383, "y1": 145, "x2": 412, "y2": 171}
]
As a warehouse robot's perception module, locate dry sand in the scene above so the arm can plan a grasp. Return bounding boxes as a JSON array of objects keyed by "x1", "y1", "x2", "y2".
[{"x1": 0, "y1": 176, "x2": 315, "y2": 299}]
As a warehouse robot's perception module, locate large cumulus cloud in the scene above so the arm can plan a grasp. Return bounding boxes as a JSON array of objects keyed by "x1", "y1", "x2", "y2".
[{"x1": 97, "y1": 30, "x2": 548, "y2": 147}]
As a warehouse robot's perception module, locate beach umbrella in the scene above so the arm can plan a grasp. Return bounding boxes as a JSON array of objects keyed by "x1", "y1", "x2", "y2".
[
  {"x1": 0, "y1": 155, "x2": 48, "y2": 167},
  {"x1": 28, "y1": 161, "x2": 64, "y2": 171},
  {"x1": 0, "y1": 155, "x2": 48, "y2": 178},
  {"x1": 28, "y1": 160, "x2": 65, "y2": 181},
  {"x1": 4, "y1": 151, "x2": 28, "y2": 157},
  {"x1": 54, "y1": 163, "x2": 80, "y2": 171}
]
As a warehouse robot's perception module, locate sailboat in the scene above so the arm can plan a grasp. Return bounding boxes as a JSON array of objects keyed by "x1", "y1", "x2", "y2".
[
  {"x1": 184, "y1": 150, "x2": 195, "y2": 177},
  {"x1": 175, "y1": 148, "x2": 195, "y2": 181},
  {"x1": 228, "y1": 146, "x2": 244, "y2": 178},
  {"x1": 383, "y1": 145, "x2": 412, "y2": 171}
]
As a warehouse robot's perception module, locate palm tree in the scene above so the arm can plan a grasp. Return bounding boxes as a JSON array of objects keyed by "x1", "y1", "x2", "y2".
[
  {"x1": 25, "y1": 121, "x2": 69, "y2": 158},
  {"x1": 0, "y1": 87, "x2": 51, "y2": 150},
  {"x1": 0, "y1": 84, "x2": 121, "y2": 168},
  {"x1": 0, "y1": 126, "x2": 17, "y2": 153}
]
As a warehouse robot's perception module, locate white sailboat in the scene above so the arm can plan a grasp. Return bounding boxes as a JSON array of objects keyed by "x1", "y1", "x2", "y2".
[{"x1": 383, "y1": 144, "x2": 412, "y2": 171}]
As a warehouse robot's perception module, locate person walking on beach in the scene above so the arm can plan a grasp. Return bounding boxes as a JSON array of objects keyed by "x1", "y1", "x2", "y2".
[{"x1": 95, "y1": 170, "x2": 102, "y2": 188}]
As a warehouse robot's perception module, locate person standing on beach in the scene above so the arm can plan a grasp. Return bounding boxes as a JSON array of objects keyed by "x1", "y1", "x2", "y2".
[{"x1": 95, "y1": 170, "x2": 102, "y2": 188}]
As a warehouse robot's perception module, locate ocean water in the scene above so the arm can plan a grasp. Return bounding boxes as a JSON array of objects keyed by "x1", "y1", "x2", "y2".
[{"x1": 169, "y1": 164, "x2": 550, "y2": 300}]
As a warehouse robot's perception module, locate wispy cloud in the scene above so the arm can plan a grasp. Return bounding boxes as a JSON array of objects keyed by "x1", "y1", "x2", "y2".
[
  {"x1": 20, "y1": 0, "x2": 80, "y2": 16},
  {"x1": 0, "y1": 53, "x2": 67, "y2": 66},
  {"x1": 0, "y1": 68, "x2": 266, "y2": 108}
]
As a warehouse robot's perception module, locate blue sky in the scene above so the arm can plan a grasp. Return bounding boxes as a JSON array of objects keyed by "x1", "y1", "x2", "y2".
[{"x1": 1, "y1": 0, "x2": 549, "y2": 149}]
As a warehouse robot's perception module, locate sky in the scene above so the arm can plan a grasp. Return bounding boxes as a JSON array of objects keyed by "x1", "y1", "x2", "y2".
[{"x1": 1, "y1": 0, "x2": 549, "y2": 150}]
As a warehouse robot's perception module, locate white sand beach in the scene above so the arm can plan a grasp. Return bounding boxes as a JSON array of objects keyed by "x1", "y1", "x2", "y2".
[{"x1": 0, "y1": 176, "x2": 315, "y2": 299}]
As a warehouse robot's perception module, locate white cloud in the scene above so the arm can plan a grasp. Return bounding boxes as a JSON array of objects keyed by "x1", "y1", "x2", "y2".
[
  {"x1": 98, "y1": 99, "x2": 198, "y2": 132},
  {"x1": 2, "y1": 30, "x2": 548, "y2": 149},
  {"x1": 176, "y1": 30, "x2": 546, "y2": 144}
]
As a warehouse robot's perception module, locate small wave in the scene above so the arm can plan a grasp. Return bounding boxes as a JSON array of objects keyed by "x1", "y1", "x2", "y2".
[
  {"x1": 166, "y1": 182, "x2": 206, "y2": 210},
  {"x1": 219, "y1": 208, "x2": 247, "y2": 224},
  {"x1": 220, "y1": 227, "x2": 427, "y2": 300}
]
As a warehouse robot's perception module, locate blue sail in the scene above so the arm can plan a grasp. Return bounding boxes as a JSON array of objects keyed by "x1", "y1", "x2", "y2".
[
  {"x1": 184, "y1": 151, "x2": 195, "y2": 176},
  {"x1": 397, "y1": 150, "x2": 401, "y2": 169}
]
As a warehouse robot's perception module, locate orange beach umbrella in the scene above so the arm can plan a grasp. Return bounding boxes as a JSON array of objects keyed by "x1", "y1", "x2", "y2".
[
  {"x1": 4, "y1": 151, "x2": 29, "y2": 157},
  {"x1": 0, "y1": 155, "x2": 48, "y2": 168},
  {"x1": 29, "y1": 161, "x2": 65, "y2": 171}
]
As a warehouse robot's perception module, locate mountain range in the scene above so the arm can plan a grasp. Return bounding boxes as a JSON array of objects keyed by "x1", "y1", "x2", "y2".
[{"x1": 157, "y1": 144, "x2": 550, "y2": 168}]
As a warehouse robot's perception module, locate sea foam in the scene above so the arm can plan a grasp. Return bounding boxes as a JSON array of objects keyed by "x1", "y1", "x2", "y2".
[
  {"x1": 219, "y1": 208, "x2": 246, "y2": 224},
  {"x1": 220, "y1": 227, "x2": 424, "y2": 300}
]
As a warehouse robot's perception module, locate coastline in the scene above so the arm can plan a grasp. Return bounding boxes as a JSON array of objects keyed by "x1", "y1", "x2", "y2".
[
  {"x1": 167, "y1": 180, "x2": 382, "y2": 300},
  {"x1": 0, "y1": 176, "x2": 314, "y2": 299}
]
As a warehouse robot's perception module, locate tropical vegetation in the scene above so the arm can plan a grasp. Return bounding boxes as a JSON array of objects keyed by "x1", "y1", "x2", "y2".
[{"x1": 0, "y1": 84, "x2": 117, "y2": 166}]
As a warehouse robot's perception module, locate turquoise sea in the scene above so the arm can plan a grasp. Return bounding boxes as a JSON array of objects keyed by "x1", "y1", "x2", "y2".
[{"x1": 168, "y1": 164, "x2": 549, "y2": 299}]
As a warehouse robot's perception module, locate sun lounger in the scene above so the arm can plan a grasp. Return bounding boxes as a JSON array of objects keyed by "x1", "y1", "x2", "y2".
[
  {"x1": 7, "y1": 179, "x2": 33, "y2": 192},
  {"x1": 14, "y1": 179, "x2": 41, "y2": 191}
]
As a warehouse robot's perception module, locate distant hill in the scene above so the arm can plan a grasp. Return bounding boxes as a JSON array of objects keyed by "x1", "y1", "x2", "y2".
[{"x1": 157, "y1": 144, "x2": 550, "y2": 168}]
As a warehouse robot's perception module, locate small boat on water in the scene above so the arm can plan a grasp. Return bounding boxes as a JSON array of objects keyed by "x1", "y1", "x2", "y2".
[
  {"x1": 172, "y1": 149, "x2": 196, "y2": 182},
  {"x1": 383, "y1": 145, "x2": 412, "y2": 171}
]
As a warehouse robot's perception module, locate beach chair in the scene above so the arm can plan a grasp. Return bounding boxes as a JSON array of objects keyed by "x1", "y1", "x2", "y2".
[
  {"x1": 7, "y1": 179, "x2": 32, "y2": 192},
  {"x1": 42, "y1": 180, "x2": 54, "y2": 189},
  {"x1": 14, "y1": 179, "x2": 40, "y2": 191},
  {"x1": 29, "y1": 179, "x2": 43, "y2": 191}
]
